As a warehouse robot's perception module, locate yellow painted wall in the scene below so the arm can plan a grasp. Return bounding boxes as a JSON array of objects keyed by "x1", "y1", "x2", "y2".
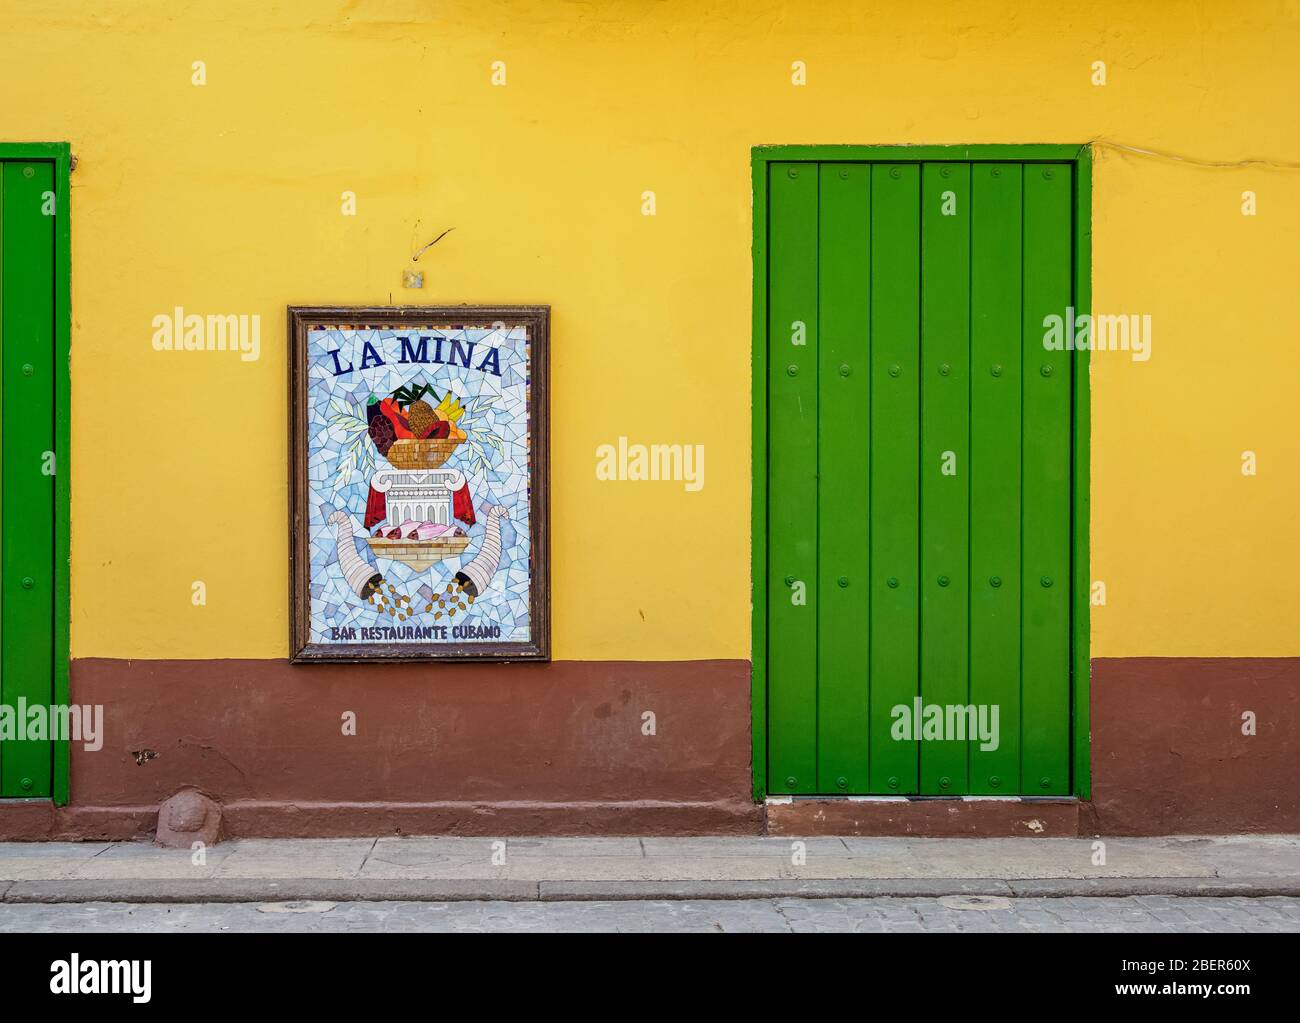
[{"x1": 1, "y1": 0, "x2": 1297, "y2": 660}]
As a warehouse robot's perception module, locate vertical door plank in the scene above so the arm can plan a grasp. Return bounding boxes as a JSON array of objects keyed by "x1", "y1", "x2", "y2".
[
  {"x1": 968, "y1": 163, "x2": 1023, "y2": 794},
  {"x1": 766, "y1": 162, "x2": 819, "y2": 793},
  {"x1": 816, "y1": 163, "x2": 871, "y2": 793},
  {"x1": 1, "y1": 160, "x2": 56, "y2": 798},
  {"x1": 919, "y1": 163, "x2": 971, "y2": 793},
  {"x1": 1021, "y1": 163, "x2": 1073, "y2": 795},
  {"x1": 867, "y1": 163, "x2": 920, "y2": 794}
]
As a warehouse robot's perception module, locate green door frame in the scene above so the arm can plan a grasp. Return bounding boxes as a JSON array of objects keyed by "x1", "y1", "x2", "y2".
[
  {"x1": 0, "y1": 141, "x2": 72, "y2": 805},
  {"x1": 750, "y1": 143, "x2": 1091, "y2": 801}
]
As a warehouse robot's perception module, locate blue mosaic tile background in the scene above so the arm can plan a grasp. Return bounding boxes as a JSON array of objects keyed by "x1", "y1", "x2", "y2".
[{"x1": 306, "y1": 325, "x2": 532, "y2": 644}]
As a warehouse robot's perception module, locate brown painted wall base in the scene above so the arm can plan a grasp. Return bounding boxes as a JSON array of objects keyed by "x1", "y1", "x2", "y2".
[
  {"x1": 1088, "y1": 657, "x2": 1300, "y2": 835},
  {"x1": 7, "y1": 656, "x2": 758, "y2": 840},
  {"x1": 0, "y1": 655, "x2": 1296, "y2": 839}
]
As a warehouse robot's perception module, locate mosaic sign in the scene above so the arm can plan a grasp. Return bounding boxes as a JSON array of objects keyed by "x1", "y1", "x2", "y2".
[{"x1": 289, "y1": 306, "x2": 549, "y2": 661}]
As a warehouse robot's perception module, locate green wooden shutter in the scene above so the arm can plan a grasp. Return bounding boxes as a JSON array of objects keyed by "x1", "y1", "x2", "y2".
[
  {"x1": 764, "y1": 156, "x2": 1081, "y2": 797},
  {"x1": 0, "y1": 159, "x2": 58, "y2": 798}
]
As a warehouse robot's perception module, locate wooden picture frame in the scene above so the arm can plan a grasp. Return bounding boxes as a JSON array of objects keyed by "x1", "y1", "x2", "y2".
[{"x1": 289, "y1": 305, "x2": 550, "y2": 662}]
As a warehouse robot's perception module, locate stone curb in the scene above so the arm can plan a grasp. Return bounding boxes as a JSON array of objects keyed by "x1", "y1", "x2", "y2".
[
  {"x1": 3, "y1": 876, "x2": 1297, "y2": 903},
  {"x1": 2, "y1": 879, "x2": 540, "y2": 904},
  {"x1": 541, "y1": 877, "x2": 1300, "y2": 901},
  {"x1": 538, "y1": 879, "x2": 1015, "y2": 900}
]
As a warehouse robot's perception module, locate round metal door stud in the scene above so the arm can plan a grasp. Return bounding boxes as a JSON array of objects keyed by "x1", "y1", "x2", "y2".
[
  {"x1": 20, "y1": 777, "x2": 32, "y2": 791},
  {"x1": 1041, "y1": 576, "x2": 1053, "y2": 588},
  {"x1": 939, "y1": 776, "x2": 951, "y2": 789},
  {"x1": 889, "y1": 166, "x2": 901, "y2": 179},
  {"x1": 940, "y1": 166, "x2": 951, "y2": 178},
  {"x1": 839, "y1": 363, "x2": 851, "y2": 377},
  {"x1": 990, "y1": 363, "x2": 1003, "y2": 377},
  {"x1": 887, "y1": 776, "x2": 899, "y2": 789},
  {"x1": 888, "y1": 364, "x2": 901, "y2": 378},
  {"x1": 785, "y1": 776, "x2": 797, "y2": 788},
  {"x1": 1040, "y1": 776, "x2": 1051, "y2": 789},
  {"x1": 22, "y1": 364, "x2": 34, "y2": 377},
  {"x1": 784, "y1": 575, "x2": 794, "y2": 587},
  {"x1": 1043, "y1": 168, "x2": 1055, "y2": 179},
  {"x1": 989, "y1": 575, "x2": 1002, "y2": 588},
  {"x1": 887, "y1": 576, "x2": 899, "y2": 589},
  {"x1": 836, "y1": 776, "x2": 848, "y2": 789},
  {"x1": 22, "y1": 166, "x2": 34, "y2": 179},
  {"x1": 837, "y1": 576, "x2": 849, "y2": 588},
  {"x1": 787, "y1": 167, "x2": 799, "y2": 179},
  {"x1": 939, "y1": 363, "x2": 951, "y2": 376},
  {"x1": 786, "y1": 364, "x2": 798, "y2": 376},
  {"x1": 938, "y1": 575, "x2": 950, "y2": 587},
  {"x1": 838, "y1": 167, "x2": 849, "y2": 180},
  {"x1": 991, "y1": 167, "x2": 1002, "y2": 178},
  {"x1": 21, "y1": 577, "x2": 34, "y2": 590},
  {"x1": 989, "y1": 775, "x2": 1001, "y2": 788},
  {"x1": 1041, "y1": 364, "x2": 1054, "y2": 377}
]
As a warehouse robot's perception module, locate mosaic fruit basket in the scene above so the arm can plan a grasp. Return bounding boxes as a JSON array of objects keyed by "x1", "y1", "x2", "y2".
[
  {"x1": 365, "y1": 532, "x2": 470, "y2": 569},
  {"x1": 384, "y1": 437, "x2": 463, "y2": 470}
]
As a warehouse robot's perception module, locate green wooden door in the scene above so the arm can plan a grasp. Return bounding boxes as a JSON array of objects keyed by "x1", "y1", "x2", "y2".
[
  {"x1": 762, "y1": 154, "x2": 1083, "y2": 797},
  {"x1": 0, "y1": 159, "x2": 58, "y2": 798}
]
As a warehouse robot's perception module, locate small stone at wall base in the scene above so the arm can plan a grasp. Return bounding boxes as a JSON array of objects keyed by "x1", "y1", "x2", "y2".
[{"x1": 154, "y1": 788, "x2": 222, "y2": 849}]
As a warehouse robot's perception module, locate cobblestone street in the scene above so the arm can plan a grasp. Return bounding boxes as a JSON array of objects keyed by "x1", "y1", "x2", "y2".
[{"x1": 2, "y1": 896, "x2": 1297, "y2": 933}]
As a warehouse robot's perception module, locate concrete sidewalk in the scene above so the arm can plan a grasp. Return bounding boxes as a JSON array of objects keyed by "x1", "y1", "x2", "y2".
[{"x1": 0, "y1": 835, "x2": 1296, "y2": 903}]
